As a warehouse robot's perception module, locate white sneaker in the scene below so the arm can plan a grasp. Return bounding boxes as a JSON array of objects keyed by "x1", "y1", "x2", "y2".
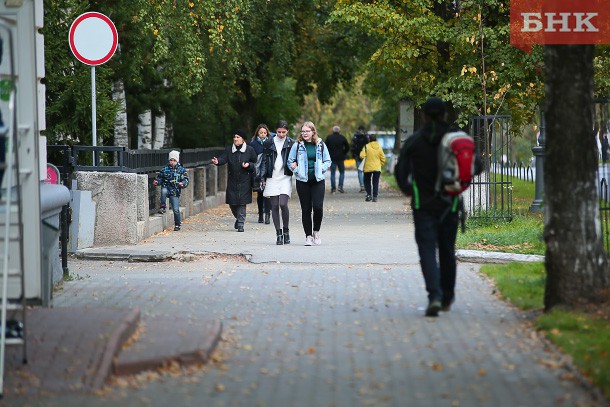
[
  {"x1": 305, "y1": 235, "x2": 314, "y2": 246},
  {"x1": 313, "y1": 231, "x2": 321, "y2": 245}
]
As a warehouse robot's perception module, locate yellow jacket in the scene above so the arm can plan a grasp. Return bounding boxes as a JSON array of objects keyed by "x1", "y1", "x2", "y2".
[{"x1": 359, "y1": 141, "x2": 386, "y2": 172}]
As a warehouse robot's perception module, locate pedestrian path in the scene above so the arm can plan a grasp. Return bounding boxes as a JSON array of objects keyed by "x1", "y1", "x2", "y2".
[{"x1": 2, "y1": 171, "x2": 607, "y2": 407}]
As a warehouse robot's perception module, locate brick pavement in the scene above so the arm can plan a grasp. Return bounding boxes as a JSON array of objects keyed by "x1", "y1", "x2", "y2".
[{"x1": 1, "y1": 171, "x2": 607, "y2": 407}]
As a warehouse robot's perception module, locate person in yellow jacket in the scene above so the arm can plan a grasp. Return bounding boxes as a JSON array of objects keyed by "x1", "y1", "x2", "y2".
[{"x1": 359, "y1": 135, "x2": 386, "y2": 202}]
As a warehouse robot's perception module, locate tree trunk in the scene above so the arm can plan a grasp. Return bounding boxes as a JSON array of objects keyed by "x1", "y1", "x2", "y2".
[
  {"x1": 112, "y1": 80, "x2": 129, "y2": 148},
  {"x1": 153, "y1": 111, "x2": 166, "y2": 149},
  {"x1": 165, "y1": 119, "x2": 174, "y2": 148},
  {"x1": 138, "y1": 110, "x2": 152, "y2": 150},
  {"x1": 543, "y1": 45, "x2": 609, "y2": 310}
]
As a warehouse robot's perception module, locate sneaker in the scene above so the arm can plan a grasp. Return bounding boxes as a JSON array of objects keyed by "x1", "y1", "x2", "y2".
[
  {"x1": 372, "y1": 196, "x2": 378, "y2": 202},
  {"x1": 441, "y1": 298, "x2": 454, "y2": 312},
  {"x1": 313, "y1": 231, "x2": 321, "y2": 245},
  {"x1": 338, "y1": 187, "x2": 344, "y2": 193},
  {"x1": 425, "y1": 300, "x2": 442, "y2": 317},
  {"x1": 158, "y1": 207, "x2": 166, "y2": 214},
  {"x1": 331, "y1": 188, "x2": 337, "y2": 194},
  {"x1": 359, "y1": 186, "x2": 366, "y2": 193},
  {"x1": 304, "y1": 235, "x2": 314, "y2": 246},
  {"x1": 173, "y1": 225, "x2": 181, "y2": 231},
  {"x1": 237, "y1": 226, "x2": 244, "y2": 232},
  {"x1": 234, "y1": 220, "x2": 239, "y2": 229},
  {"x1": 365, "y1": 195, "x2": 372, "y2": 202}
]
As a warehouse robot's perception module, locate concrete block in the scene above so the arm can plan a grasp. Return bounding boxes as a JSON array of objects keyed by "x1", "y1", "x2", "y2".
[{"x1": 69, "y1": 189, "x2": 96, "y2": 252}]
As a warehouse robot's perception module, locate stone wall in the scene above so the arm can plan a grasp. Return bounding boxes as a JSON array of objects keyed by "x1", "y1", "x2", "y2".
[{"x1": 74, "y1": 164, "x2": 227, "y2": 247}]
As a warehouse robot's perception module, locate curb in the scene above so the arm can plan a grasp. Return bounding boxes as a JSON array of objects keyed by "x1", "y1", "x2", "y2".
[{"x1": 457, "y1": 249, "x2": 544, "y2": 264}]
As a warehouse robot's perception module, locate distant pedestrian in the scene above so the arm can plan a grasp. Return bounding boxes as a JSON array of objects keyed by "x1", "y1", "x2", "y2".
[
  {"x1": 211, "y1": 129, "x2": 257, "y2": 232},
  {"x1": 287, "y1": 121, "x2": 331, "y2": 246},
  {"x1": 251, "y1": 124, "x2": 272, "y2": 224},
  {"x1": 325, "y1": 125, "x2": 350, "y2": 193},
  {"x1": 602, "y1": 135, "x2": 609, "y2": 165},
  {"x1": 153, "y1": 150, "x2": 190, "y2": 231},
  {"x1": 359, "y1": 134, "x2": 386, "y2": 202},
  {"x1": 399, "y1": 97, "x2": 465, "y2": 317},
  {"x1": 261, "y1": 120, "x2": 295, "y2": 245},
  {"x1": 351, "y1": 125, "x2": 369, "y2": 192}
]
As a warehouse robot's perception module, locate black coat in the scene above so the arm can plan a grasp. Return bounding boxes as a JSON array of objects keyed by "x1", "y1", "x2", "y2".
[
  {"x1": 325, "y1": 132, "x2": 350, "y2": 162},
  {"x1": 215, "y1": 144, "x2": 257, "y2": 205},
  {"x1": 260, "y1": 136, "x2": 295, "y2": 179}
]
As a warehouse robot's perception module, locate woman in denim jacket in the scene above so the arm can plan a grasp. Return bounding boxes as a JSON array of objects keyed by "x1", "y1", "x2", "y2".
[{"x1": 287, "y1": 121, "x2": 332, "y2": 246}]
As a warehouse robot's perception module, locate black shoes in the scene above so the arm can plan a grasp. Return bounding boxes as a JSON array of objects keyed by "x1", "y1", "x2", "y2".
[
  {"x1": 174, "y1": 225, "x2": 181, "y2": 231},
  {"x1": 258, "y1": 213, "x2": 264, "y2": 223},
  {"x1": 283, "y1": 229, "x2": 290, "y2": 244},
  {"x1": 441, "y1": 298, "x2": 454, "y2": 312},
  {"x1": 372, "y1": 196, "x2": 378, "y2": 202},
  {"x1": 338, "y1": 187, "x2": 344, "y2": 193},
  {"x1": 425, "y1": 300, "x2": 441, "y2": 317},
  {"x1": 158, "y1": 207, "x2": 166, "y2": 214},
  {"x1": 276, "y1": 230, "x2": 283, "y2": 245},
  {"x1": 265, "y1": 213, "x2": 270, "y2": 224},
  {"x1": 234, "y1": 220, "x2": 239, "y2": 229},
  {"x1": 331, "y1": 188, "x2": 336, "y2": 194},
  {"x1": 237, "y1": 226, "x2": 244, "y2": 232},
  {"x1": 365, "y1": 195, "x2": 372, "y2": 202}
]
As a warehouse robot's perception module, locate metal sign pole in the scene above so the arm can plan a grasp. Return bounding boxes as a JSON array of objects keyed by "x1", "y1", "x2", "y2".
[{"x1": 91, "y1": 65, "x2": 97, "y2": 165}]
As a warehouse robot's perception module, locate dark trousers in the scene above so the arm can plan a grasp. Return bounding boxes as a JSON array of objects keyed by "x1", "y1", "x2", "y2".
[
  {"x1": 330, "y1": 160, "x2": 345, "y2": 189},
  {"x1": 413, "y1": 208, "x2": 458, "y2": 303},
  {"x1": 229, "y1": 204, "x2": 247, "y2": 227},
  {"x1": 269, "y1": 194, "x2": 290, "y2": 231},
  {"x1": 256, "y1": 191, "x2": 270, "y2": 215},
  {"x1": 363, "y1": 171, "x2": 381, "y2": 197},
  {"x1": 296, "y1": 179, "x2": 325, "y2": 236}
]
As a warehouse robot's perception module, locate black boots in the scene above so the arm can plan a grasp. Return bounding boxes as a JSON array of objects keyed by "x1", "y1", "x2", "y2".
[
  {"x1": 276, "y1": 229, "x2": 283, "y2": 245},
  {"x1": 258, "y1": 213, "x2": 264, "y2": 223},
  {"x1": 265, "y1": 213, "x2": 270, "y2": 224},
  {"x1": 283, "y1": 228, "x2": 290, "y2": 244}
]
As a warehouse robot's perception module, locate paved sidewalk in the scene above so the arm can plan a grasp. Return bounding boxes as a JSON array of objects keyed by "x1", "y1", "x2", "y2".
[{"x1": 2, "y1": 171, "x2": 607, "y2": 407}]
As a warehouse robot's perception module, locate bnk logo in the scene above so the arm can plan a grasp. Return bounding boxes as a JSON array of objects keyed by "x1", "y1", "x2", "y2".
[{"x1": 510, "y1": 0, "x2": 610, "y2": 52}]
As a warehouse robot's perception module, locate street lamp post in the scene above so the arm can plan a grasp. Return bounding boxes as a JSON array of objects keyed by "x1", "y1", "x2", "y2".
[{"x1": 530, "y1": 104, "x2": 545, "y2": 212}]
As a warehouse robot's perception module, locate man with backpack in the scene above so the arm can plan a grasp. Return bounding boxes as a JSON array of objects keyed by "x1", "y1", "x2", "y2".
[
  {"x1": 396, "y1": 97, "x2": 479, "y2": 317},
  {"x1": 351, "y1": 125, "x2": 369, "y2": 192}
]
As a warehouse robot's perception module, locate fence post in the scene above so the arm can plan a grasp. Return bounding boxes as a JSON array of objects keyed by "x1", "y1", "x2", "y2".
[{"x1": 530, "y1": 103, "x2": 545, "y2": 212}]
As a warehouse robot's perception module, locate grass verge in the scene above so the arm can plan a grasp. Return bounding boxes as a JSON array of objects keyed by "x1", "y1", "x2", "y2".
[{"x1": 480, "y1": 262, "x2": 610, "y2": 400}]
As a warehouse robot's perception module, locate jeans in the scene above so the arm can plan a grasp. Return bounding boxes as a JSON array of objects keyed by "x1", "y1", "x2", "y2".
[
  {"x1": 354, "y1": 157, "x2": 365, "y2": 187},
  {"x1": 296, "y1": 179, "x2": 325, "y2": 236},
  {"x1": 160, "y1": 187, "x2": 181, "y2": 226},
  {"x1": 413, "y1": 208, "x2": 458, "y2": 303},
  {"x1": 363, "y1": 171, "x2": 381, "y2": 197},
  {"x1": 330, "y1": 160, "x2": 345, "y2": 190}
]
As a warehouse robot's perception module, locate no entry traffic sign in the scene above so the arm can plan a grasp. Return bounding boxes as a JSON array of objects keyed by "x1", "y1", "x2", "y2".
[{"x1": 69, "y1": 12, "x2": 118, "y2": 66}]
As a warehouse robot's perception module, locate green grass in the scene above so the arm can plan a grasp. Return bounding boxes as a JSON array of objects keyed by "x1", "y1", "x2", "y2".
[{"x1": 480, "y1": 262, "x2": 610, "y2": 399}]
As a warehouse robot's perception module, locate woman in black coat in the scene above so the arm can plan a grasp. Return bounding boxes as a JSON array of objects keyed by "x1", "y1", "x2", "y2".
[{"x1": 211, "y1": 129, "x2": 258, "y2": 232}]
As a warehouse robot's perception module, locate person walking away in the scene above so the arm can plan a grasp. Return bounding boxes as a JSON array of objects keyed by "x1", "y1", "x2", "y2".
[
  {"x1": 602, "y1": 135, "x2": 609, "y2": 165},
  {"x1": 211, "y1": 129, "x2": 257, "y2": 232},
  {"x1": 261, "y1": 120, "x2": 295, "y2": 245},
  {"x1": 251, "y1": 124, "x2": 272, "y2": 224},
  {"x1": 351, "y1": 125, "x2": 369, "y2": 192},
  {"x1": 325, "y1": 125, "x2": 350, "y2": 193},
  {"x1": 287, "y1": 121, "x2": 331, "y2": 246},
  {"x1": 153, "y1": 150, "x2": 190, "y2": 231},
  {"x1": 359, "y1": 134, "x2": 386, "y2": 202},
  {"x1": 399, "y1": 98, "x2": 463, "y2": 317}
]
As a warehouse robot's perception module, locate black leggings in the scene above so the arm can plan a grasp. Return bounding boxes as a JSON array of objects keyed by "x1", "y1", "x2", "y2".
[
  {"x1": 269, "y1": 194, "x2": 290, "y2": 231},
  {"x1": 296, "y1": 179, "x2": 325, "y2": 236},
  {"x1": 257, "y1": 191, "x2": 270, "y2": 215}
]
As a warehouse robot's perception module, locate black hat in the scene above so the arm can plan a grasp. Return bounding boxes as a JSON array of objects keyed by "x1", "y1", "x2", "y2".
[
  {"x1": 422, "y1": 98, "x2": 446, "y2": 116},
  {"x1": 233, "y1": 128, "x2": 247, "y2": 140}
]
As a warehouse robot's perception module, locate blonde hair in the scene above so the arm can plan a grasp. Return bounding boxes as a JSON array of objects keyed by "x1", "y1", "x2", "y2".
[{"x1": 297, "y1": 121, "x2": 319, "y2": 143}]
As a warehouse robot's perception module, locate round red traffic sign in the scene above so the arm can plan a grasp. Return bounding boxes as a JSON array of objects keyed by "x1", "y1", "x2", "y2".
[{"x1": 69, "y1": 12, "x2": 118, "y2": 66}]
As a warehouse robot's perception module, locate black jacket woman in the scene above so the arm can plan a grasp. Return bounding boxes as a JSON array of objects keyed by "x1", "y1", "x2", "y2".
[
  {"x1": 211, "y1": 129, "x2": 258, "y2": 232},
  {"x1": 251, "y1": 124, "x2": 272, "y2": 224}
]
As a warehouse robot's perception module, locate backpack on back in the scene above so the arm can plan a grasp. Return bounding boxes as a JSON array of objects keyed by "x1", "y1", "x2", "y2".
[{"x1": 435, "y1": 131, "x2": 476, "y2": 196}]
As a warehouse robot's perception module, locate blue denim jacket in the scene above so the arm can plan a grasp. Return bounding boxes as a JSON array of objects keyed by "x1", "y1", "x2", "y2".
[{"x1": 287, "y1": 140, "x2": 332, "y2": 182}]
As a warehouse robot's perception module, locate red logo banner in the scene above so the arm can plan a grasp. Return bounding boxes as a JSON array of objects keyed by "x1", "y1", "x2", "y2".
[{"x1": 510, "y1": 0, "x2": 610, "y2": 52}]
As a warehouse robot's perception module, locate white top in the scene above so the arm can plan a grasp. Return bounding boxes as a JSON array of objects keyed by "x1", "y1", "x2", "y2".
[{"x1": 263, "y1": 137, "x2": 293, "y2": 197}]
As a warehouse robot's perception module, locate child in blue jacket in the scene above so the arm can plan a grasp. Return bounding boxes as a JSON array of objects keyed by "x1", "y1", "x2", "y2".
[{"x1": 153, "y1": 150, "x2": 189, "y2": 231}]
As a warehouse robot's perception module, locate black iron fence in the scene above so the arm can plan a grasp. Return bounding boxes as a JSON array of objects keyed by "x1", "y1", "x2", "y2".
[{"x1": 601, "y1": 177, "x2": 610, "y2": 254}]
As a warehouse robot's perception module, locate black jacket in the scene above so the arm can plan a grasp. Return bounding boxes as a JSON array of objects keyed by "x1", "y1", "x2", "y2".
[
  {"x1": 325, "y1": 132, "x2": 350, "y2": 162},
  {"x1": 215, "y1": 144, "x2": 257, "y2": 205},
  {"x1": 351, "y1": 131, "x2": 369, "y2": 158},
  {"x1": 402, "y1": 121, "x2": 454, "y2": 211},
  {"x1": 260, "y1": 136, "x2": 295, "y2": 179}
]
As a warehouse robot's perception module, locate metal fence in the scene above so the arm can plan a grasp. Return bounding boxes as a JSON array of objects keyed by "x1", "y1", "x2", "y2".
[
  {"x1": 600, "y1": 177, "x2": 610, "y2": 254},
  {"x1": 465, "y1": 115, "x2": 513, "y2": 221}
]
